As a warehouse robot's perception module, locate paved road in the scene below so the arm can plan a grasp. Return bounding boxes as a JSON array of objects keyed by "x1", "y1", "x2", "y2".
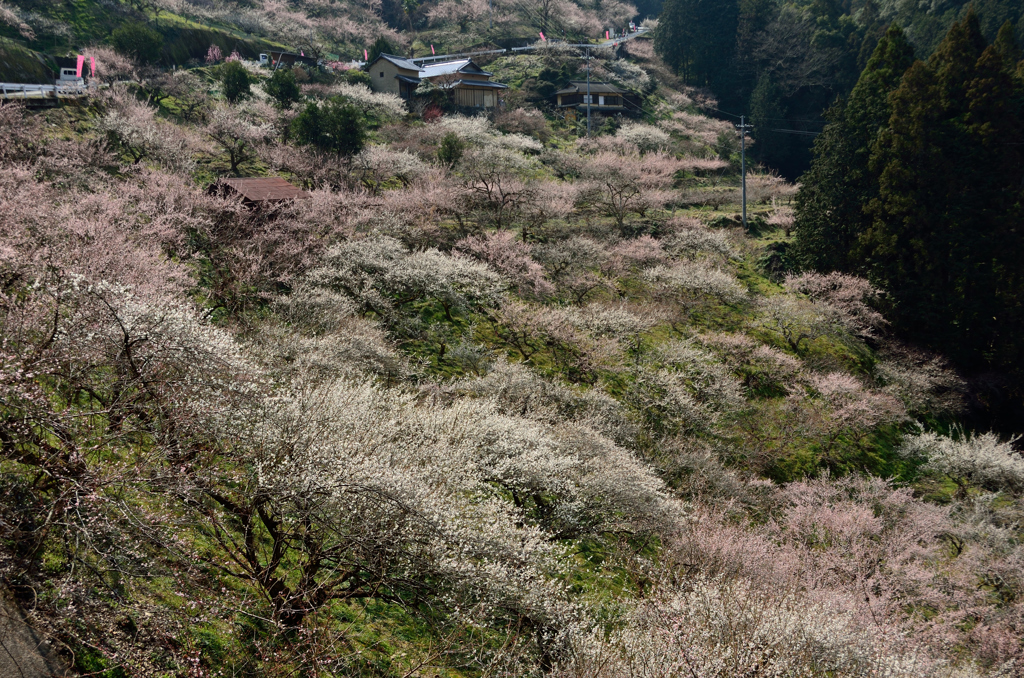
[{"x1": 597, "y1": 27, "x2": 649, "y2": 48}]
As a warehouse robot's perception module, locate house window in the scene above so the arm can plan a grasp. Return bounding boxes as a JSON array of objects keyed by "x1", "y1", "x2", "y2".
[
  {"x1": 380, "y1": 71, "x2": 384, "y2": 77},
  {"x1": 583, "y1": 94, "x2": 593, "y2": 104}
]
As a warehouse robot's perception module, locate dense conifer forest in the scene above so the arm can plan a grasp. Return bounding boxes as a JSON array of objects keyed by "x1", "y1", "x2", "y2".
[{"x1": 1, "y1": 0, "x2": 1023, "y2": 676}]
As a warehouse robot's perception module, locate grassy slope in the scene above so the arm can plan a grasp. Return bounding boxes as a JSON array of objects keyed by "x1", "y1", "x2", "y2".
[{"x1": 2, "y1": 6, "x2": 985, "y2": 674}]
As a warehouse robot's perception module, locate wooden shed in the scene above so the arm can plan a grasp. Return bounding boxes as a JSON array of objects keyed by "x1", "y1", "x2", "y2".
[{"x1": 208, "y1": 177, "x2": 311, "y2": 206}]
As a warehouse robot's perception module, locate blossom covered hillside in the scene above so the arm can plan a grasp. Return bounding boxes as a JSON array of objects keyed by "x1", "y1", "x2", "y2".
[{"x1": 1, "y1": 8, "x2": 1024, "y2": 678}]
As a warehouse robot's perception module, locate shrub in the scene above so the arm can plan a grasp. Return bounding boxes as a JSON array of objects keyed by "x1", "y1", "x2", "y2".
[
  {"x1": 343, "y1": 69, "x2": 372, "y2": 87},
  {"x1": 438, "y1": 131, "x2": 465, "y2": 168},
  {"x1": 221, "y1": 61, "x2": 251, "y2": 103},
  {"x1": 292, "y1": 99, "x2": 365, "y2": 156},
  {"x1": 264, "y1": 68, "x2": 301, "y2": 108},
  {"x1": 110, "y1": 23, "x2": 163, "y2": 64}
]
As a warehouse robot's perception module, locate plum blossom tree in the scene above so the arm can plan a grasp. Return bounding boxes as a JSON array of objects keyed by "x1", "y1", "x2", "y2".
[
  {"x1": 899, "y1": 428, "x2": 1024, "y2": 498},
  {"x1": 643, "y1": 260, "x2": 747, "y2": 312},
  {"x1": 579, "y1": 150, "x2": 681, "y2": 232},
  {"x1": 205, "y1": 103, "x2": 274, "y2": 174},
  {"x1": 520, "y1": 180, "x2": 578, "y2": 242},
  {"x1": 205, "y1": 44, "x2": 223, "y2": 64},
  {"x1": 751, "y1": 295, "x2": 844, "y2": 354},
  {"x1": 532, "y1": 237, "x2": 610, "y2": 305},
  {"x1": 351, "y1": 144, "x2": 429, "y2": 195},
  {"x1": 606, "y1": 235, "x2": 667, "y2": 274},
  {"x1": 785, "y1": 272, "x2": 886, "y2": 338},
  {"x1": 615, "y1": 123, "x2": 671, "y2": 154},
  {"x1": 97, "y1": 85, "x2": 196, "y2": 171},
  {"x1": 626, "y1": 340, "x2": 744, "y2": 438},
  {"x1": 302, "y1": 236, "x2": 506, "y2": 324},
  {"x1": 455, "y1": 231, "x2": 553, "y2": 298},
  {"x1": 795, "y1": 372, "x2": 906, "y2": 468},
  {"x1": 458, "y1": 146, "x2": 537, "y2": 229}
]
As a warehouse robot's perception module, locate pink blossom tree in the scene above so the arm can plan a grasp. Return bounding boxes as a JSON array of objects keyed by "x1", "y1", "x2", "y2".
[
  {"x1": 205, "y1": 44, "x2": 223, "y2": 64},
  {"x1": 579, "y1": 150, "x2": 681, "y2": 233}
]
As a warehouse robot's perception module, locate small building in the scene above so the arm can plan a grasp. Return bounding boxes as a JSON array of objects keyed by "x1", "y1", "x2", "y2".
[
  {"x1": 208, "y1": 177, "x2": 311, "y2": 206},
  {"x1": 367, "y1": 53, "x2": 508, "y2": 108},
  {"x1": 368, "y1": 53, "x2": 422, "y2": 98},
  {"x1": 554, "y1": 81, "x2": 640, "y2": 115}
]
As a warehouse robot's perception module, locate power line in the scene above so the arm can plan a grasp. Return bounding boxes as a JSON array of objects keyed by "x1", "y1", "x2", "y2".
[{"x1": 769, "y1": 128, "x2": 821, "y2": 136}]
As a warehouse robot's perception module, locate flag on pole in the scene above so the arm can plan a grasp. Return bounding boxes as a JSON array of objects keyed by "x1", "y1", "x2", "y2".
[
  {"x1": 75, "y1": 55, "x2": 85, "y2": 78},
  {"x1": 431, "y1": 44, "x2": 435, "y2": 55},
  {"x1": 539, "y1": 31, "x2": 546, "y2": 41},
  {"x1": 364, "y1": 49, "x2": 368, "y2": 60},
  {"x1": 90, "y1": 56, "x2": 96, "y2": 77},
  {"x1": 606, "y1": 30, "x2": 609, "y2": 39}
]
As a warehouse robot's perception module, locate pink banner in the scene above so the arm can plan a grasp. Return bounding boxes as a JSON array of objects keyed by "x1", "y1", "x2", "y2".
[
  {"x1": 364, "y1": 49, "x2": 368, "y2": 60},
  {"x1": 431, "y1": 44, "x2": 435, "y2": 55},
  {"x1": 539, "y1": 31, "x2": 546, "y2": 41},
  {"x1": 75, "y1": 55, "x2": 85, "y2": 78},
  {"x1": 90, "y1": 56, "x2": 96, "y2": 77},
  {"x1": 606, "y1": 30, "x2": 609, "y2": 39}
]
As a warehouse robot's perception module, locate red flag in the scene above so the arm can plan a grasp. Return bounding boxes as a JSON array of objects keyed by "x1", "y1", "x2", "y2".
[
  {"x1": 431, "y1": 44, "x2": 435, "y2": 55},
  {"x1": 539, "y1": 31, "x2": 546, "y2": 41},
  {"x1": 90, "y1": 56, "x2": 96, "y2": 77},
  {"x1": 75, "y1": 55, "x2": 85, "y2": 78}
]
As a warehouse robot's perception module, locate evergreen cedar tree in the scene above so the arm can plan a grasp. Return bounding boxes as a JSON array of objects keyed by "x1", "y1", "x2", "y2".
[
  {"x1": 653, "y1": 0, "x2": 738, "y2": 88},
  {"x1": 293, "y1": 98, "x2": 366, "y2": 156},
  {"x1": 793, "y1": 23, "x2": 915, "y2": 273},
  {"x1": 265, "y1": 68, "x2": 302, "y2": 108},
  {"x1": 794, "y1": 10, "x2": 1024, "y2": 372},
  {"x1": 221, "y1": 61, "x2": 252, "y2": 103}
]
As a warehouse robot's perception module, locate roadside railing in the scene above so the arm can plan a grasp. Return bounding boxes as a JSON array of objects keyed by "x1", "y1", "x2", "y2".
[{"x1": 0, "y1": 82, "x2": 89, "y2": 99}]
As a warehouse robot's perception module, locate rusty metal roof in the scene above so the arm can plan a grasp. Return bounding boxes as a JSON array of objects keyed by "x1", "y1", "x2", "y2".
[{"x1": 217, "y1": 177, "x2": 310, "y2": 202}]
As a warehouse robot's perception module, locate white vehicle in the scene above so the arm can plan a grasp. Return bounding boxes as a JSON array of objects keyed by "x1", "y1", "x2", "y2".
[
  {"x1": 259, "y1": 53, "x2": 269, "y2": 65},
  {"x1": 56, "y1": 67, "x2": 84, "y2": 87}
]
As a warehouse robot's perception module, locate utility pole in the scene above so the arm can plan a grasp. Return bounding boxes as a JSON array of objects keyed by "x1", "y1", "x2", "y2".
[
  {"x1": 585, "y1": 46, "x2": 592, "y2": 137},
  {"x1": 736, "y1": 116, "x2": 752, "y2": 230}
]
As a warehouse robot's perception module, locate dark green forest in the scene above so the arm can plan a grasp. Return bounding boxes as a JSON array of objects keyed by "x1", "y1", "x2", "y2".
[
  {"x1": 655, "y1": 0, "x2": 1024, "y2": 177},
  {"x1": 657, "y1": 2, "x2": 1024, "y2": 426},
  {"x1": 795, "y1": 12, "x2": 1024, "y2": 418}
]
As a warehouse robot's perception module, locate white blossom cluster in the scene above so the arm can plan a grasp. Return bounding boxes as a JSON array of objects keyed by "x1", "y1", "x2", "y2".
[
  {"x1": 643, "y1": 260, "x2": 747, "y2": 305},
  {"x1": 439, "y1": 115, "x2": 544, "y2": 154},
  {"x1": 899, "y1": 428, "x2": 1024, "y2": 496},
  {"x1": 561, "y1": 577, "x2": 941, "y2": 678},
  {"x1": 250, "y1": 372, "x2": 684, "y2": 617},
  {"x1": 301, "y1": 235, "x2": 506, "y2": 321},
  {"x1": 327, "y1": 82, "x2": 408, "y2": 121}
]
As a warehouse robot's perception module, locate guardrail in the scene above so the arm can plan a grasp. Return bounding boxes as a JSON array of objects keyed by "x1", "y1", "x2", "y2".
[{"x1": 0, "y1": 82, "x2": 89, "y2": 100}]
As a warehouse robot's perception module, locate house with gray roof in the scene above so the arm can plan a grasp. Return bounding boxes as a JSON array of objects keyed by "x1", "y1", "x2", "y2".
[
  {"x1": 368, "y1": 53, "x2": 508, "y2": 108},
  {"x1": 554, "y1": 81, "x2": 641, "y2": 115}
]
